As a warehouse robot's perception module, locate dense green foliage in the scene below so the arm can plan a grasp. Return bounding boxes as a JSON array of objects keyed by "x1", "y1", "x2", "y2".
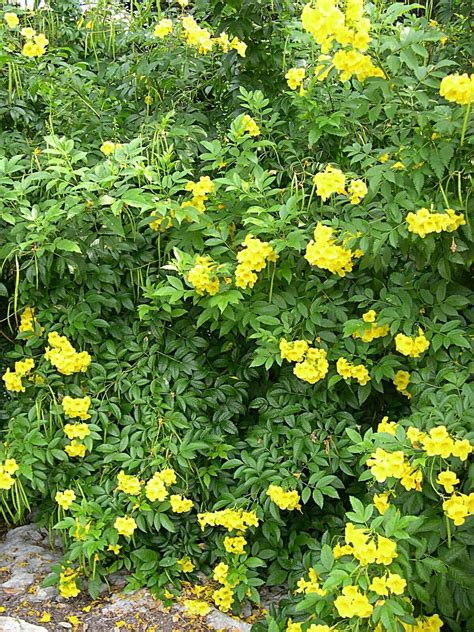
[{"x1": 0, "y1": 1, "x2": 473, "y2": 631}]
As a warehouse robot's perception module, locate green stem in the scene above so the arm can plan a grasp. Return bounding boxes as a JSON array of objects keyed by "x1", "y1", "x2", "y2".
[
  {"x1": 445, "y1": 514, "x2": 451, "y2": 549},
  {"x1": 460, "y1": 103, "x2": 471, "y2": 147}
]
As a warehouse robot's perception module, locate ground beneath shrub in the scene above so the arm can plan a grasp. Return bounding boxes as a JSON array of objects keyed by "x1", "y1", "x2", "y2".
[{"x1": 0, "y1": 524, "x2": 254, "y2": 632}]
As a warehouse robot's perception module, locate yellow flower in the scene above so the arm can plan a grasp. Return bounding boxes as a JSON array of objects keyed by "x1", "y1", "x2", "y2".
[
  {"x1": 279, "y1": 339, "x2": 309, "y2": 363},
  {"x1": 334, "y1": 585, "x2": 373, "y2": 618},
  {"x1": 336, "y1": 358, "x2": 370, "y2": 385},
  {"x1": 153, "y1": 18, "x2": 173, "y2": 39},
  {"x1": 62, "y1": 395, "x2": 91, "y2": 420},
  {"x1": 100, "y1": 141, "x2": 122, "y2": 156},
  {"x1": 38, "y1": 612, "x2": 51, "y2": 623},
  {"x1": 116, "y1": 470, "x2": 142, "y2": 495},
  {"x1": 373, "y1": 493, "x2": 390, "y2": 515},
  {"x1": 59, "y1": 570, "x2": 80, "y2": 599},
  {"x1": 145, "y1": 472, "x2": 169, "y2": 502},
  {"x1": 213, "y1": 584, "x2": 234, "y2": 611},
  {"x1": 55, "y1": 489, "x2": 76, "y2": 510},
  {"x1": 393, "y1": 370, "x2": 410, "y2": 394},
  {"x1": 285, "y1": 67, "x2": 306, "y2": 91},
  {"x1": 440, "y1": 73, "x2": 474, "y2": 105},
  {"x1": 188, "y1": 256, "x2": 220, "y2": 295},
  {"x1": 377, "y1": 416, "x2": 398, "y2": 435},
  {"x1": 313, "y1": 165, "x2": 346, "y2": 201},
  {"x1": 305, "y1": 223, "x2": 358, "y2": 277},
  {"x1": 369, "y1": 575, "x2": 388, "y2": 596},
  {"x1": 363, "y1": 309, "x2": 376, "y2": 323},
  {"x1": 2, "y1": 368, "x2": 25, "y2": 393},
  {"x1": 178, "y1": 557, "x2": 195, "y2": 573},
  {"x1": 267, "y1": 484, "x2": 301, "y2": 510},
  {"x1": 114, "y1": 516, "x2": 137, "y2": 537},
  {"x1": 241, "y1": 114, "x2": 260, "y2": 137},
  {"x1": 443, "y1": 494, "x2": 471, "y2": 526},
  {"x1": 65, "y1": 440, "x2": 87, "y2": 458},
  {"x1": 213, "y1": 562, "x2": 229, "y2": 584},
  {"x1": 392, "y1": 161, "x2": 404, "y2": 170},
  {"x1": 386, "y1": 572, "x2": 407, "y2": 595},
  {"x1": 347, "y1": 179, "x2": 368, "y2": 204},
  {"x1": 452, "y1": 439, "x2": 472, "y2": 461},
  {"x1": 108, "y1": 544, "x2": 121, "y2": 554},
  {"x1": 4, "y1": 12, "x2": 19, "y2": 28},
  {"x1": 375, "y1": 535, "x2": 397, "y2": 565},
  {"x1": 197, "y1": 508, "x2": 258, "y2": 532},
  {"x1": 395, "y1": 328, "x2": 430, "y2": 357},
  {"x1": 422, "y1": 425, "x2": 454, "y2": 458},
  {"x1": 170, "y1": 494, "x2": 193, "y2": 513},
  {"x1": 63, "y1": 423, "x2": 90, "y2": 441},
  {"x1": 67, "y1": 615, "x2": 80, "y2": 626},
  {"x1": 437, "y1": 470, "x2": 459, "y2": 494},
  {"x1": 223, "y1": 535, "x2": 247, "y2": 555},
  {"x1": 379, "y1": 152, "x2": 390, "y2": 163},
  {"x1": 183, "y1": 599, "x2": 211, "y2": 616},
  {"x1": 21, "y1": 27, "x2": 36, "y2": 39}
]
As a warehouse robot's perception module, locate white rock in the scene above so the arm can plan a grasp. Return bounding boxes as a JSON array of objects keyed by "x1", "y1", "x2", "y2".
[
  {"x1": 206, "y1": 609, "x2": 252, "y2": 632},
  {"x1": 0, "y1": 617, "x2": 48, "y2": 632}
]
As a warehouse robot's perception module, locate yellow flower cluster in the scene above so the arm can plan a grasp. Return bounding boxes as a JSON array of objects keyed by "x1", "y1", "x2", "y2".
[
  {"x1": 369, "y1": 572, "x2": 407, "y2": 596},
  {"x1": 0, "y1": 458, "x2": 19, "y2": 491},
  {"x1": 18, "y1": 306, "x2": 42, "y2": 334},
  {"x1": 334, "y1": 585, "x2": 373, "y2": 618},
  {"x1": 2, "y1": 358, "x2": 35, "y2": 392},
  {"x1": 21, "y1": 28, "x2": 49, "y2": 58},
  {"x1": 59, "y1": 569, "x2": 80, "y2": 599},
  {"x1": 313, "y1": 165, "x2": 346, "y2": 201},
  {"x1": 55, "y1": 489, "x2": 76, "y2": 510},
  {"x1": 187, "y1": 256, "x2": 220, "y2": 296},
  {"x1": 393, "y1": 370, "x2": 411, "y2": 398},
  {"x1": 352, "y1": 310, "x2": 389, "y2": 342},
  {"x1": 240, "y1": 114, "x2": 261, "y2": 137},
  {"x1": 62, "y1": 395, "x2": 91, "y2": 420},
  {"x1": 170, "y1": 494, "x2": 193, "y2": 513},
  {"x1": 285, "y1": 67, "x2": 306, "y2": 93},
  {"x1": 154, "y1": 18, "x2": 173, "y2": 38},
  {"x1": 332, "y1": 48, "x2": 384, "y2": 82},
  {"x1": 65, "y1": 440, "x2": 87, "y2": 458},
  {"x1": 347, "y1": 178, "x2": 368, "y2": 204},
  {"x1": 213, "y1": 583, "x2": 234, "y2": 611},
  {"x1": 64, "y1": 423, "x2": 90, "y2": 441},
  {"x1": 280, "y1": 341, "x2": 329, "y2": 385},
  {"x1": 335, "y1": 523, "x2": 398, "y2": 566},
  {"x1": 336, "y1": 357, "x2": 370, "y2": 385},
  {"x1": 117, "y1": 470, "x2": 141, "y2": 495},
  {"x1": 267, "y1": 484, "x2": 301, "y2": 510},
  {"x1": 144, "y1": 468, "x2": 177, "y2": 502},
  {"x1": 279, "y1": 339, "x2": 309, "y2": 363},
  {"x1": 183, "y1": 599, "x2": 211, "y2": 616},
  {"x1": 182, "y1": 175, "x2": 214, "y2": 215},
  {"x1": 114, "y1": 515, "x2": 137, "y2": 537},
  {"x1": 235, "y1": 234, "x2": 277, "y2": 289},
  {"x1": 305, "y1": 223, "x2": 360, "y2": 277},
  {"x1": 44, "y1": 332, "x2": 91, "y2": 375},
  {"x1": 395, "y1": 328, "x2": 430, "y2": 358},
  {"x1": 295, "y1": 568, "x2": 326, "y2": 596},
  {"x1": 180, "y1": 15, "x2": 246, "y2": 56},
  {"x1": 406, "y1": 207, "x2": 465, "y2": 238},
  {"x1": 100, "y1": 141, "x2": 122, "y2": 156},
  {"x1": 443, "y1": 494, "x2": 474, "y2": 526},
  {"x1": 197, "y1": 508, "x2": 259, "y2": 532},
  {"x1": 4, "y1": 12, "x2": 20, "y2": 28},
  {"x1": 439, "y1": 73, "x2": 474, "y2": 105},
  {"x1": 223, "y1": 535, "x2": 247, "y2": 555},
  {"x1": 420, "y1": 426, "x2": 472, "y2": 461},
  {"x1": 301, "y1": 0, "x2": 383, "y2": 82},
  {"x1": 367, "y1": 448, "x2": 423, "y2": 491}
]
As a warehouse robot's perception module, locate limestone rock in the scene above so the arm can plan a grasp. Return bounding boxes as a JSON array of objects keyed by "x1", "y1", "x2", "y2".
[{"x1": 0, "y1": 617, "x2": 48, "y2": 632}]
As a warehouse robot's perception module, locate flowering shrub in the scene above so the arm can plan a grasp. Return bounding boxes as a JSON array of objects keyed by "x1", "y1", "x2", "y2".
[{"x1": 0, "y1": 0, "x2": 473, "y2": 631}]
